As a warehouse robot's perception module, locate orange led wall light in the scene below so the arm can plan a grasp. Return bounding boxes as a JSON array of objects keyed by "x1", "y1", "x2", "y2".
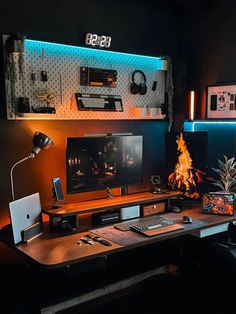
[{"x1": 189, "y1": 90, "x2": 195, "y2": 121}]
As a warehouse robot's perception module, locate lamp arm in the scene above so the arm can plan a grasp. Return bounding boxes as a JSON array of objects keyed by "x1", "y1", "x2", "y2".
[{"x1": 10, "y1": 155, "x2": 31, "y2": 201}]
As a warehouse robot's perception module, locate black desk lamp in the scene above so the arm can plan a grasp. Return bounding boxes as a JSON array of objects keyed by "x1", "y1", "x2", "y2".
[{"x1": 10, "y1": 131, "x2": 54, "y2": 201}]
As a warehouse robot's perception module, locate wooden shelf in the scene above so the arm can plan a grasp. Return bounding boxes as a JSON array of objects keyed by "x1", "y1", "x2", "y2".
[
  {"x1": 15, "y1": 114, "x2": 167, "y2": 121},
  {"x1": 16, "y1": 113, "x2": 57, "y2": 120},
  {"x1": 42, "y1": 191, "x2": 180, "y2": 217}
]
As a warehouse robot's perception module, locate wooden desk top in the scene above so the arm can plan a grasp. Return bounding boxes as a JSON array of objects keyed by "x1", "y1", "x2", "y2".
[
  {"x1": 42, "y1": 191, "x2": 180, "y2": 216},
  {"x1": 16, "y1": 230, "x2": 122, "y2": 269},
  {"x1": 14, "y1": 205, "x2": 236, "y2": 269}
]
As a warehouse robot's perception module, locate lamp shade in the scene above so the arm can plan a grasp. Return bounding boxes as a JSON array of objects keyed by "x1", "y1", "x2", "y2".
[
  {"x1": 31, "y1": 132, "x2": 54, "y2": 156},
  {"x1": 10, "y1": 131, "x2": 54, "y2": 201}
]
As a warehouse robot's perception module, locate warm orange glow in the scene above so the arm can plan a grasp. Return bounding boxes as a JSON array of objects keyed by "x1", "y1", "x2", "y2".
[
  {"x1": 0, "y1": 215, "x2": 11, "y2": 228},
  {"x1": 168, "y1": 133, "x2": 204, "y2": 199},
  {"x1": 189, "y1": 90, "x2": 195, "y2": 120}
]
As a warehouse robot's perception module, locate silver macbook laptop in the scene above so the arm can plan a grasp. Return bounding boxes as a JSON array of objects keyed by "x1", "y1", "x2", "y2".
[{"x1": 9, "y1": 193, "x2": 42, "y2": 244}]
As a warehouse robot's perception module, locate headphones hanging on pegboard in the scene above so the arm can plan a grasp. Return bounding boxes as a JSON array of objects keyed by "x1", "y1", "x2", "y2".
[{"x1": 130, "y1": 70, "x2": 147, "y2": 95}]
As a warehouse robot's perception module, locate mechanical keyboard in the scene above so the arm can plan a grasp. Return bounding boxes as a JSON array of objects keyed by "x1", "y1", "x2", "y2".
[
  {"x1": 114, "y1": 215, "x2": 184, "y2": 237},
  {"x1": 80, "y1": 67, "x2": 117, "y2": 88},
  {"x1": 75, "y1": 93, "x2": 123, "y2": 112}
]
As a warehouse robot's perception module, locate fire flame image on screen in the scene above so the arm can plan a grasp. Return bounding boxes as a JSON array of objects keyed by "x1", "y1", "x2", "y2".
[{"x1": 168, "y1": 133, "x2": 205, "y2": 199}]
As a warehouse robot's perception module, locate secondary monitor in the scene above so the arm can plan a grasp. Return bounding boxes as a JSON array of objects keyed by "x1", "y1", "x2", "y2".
[
  {"x1": 66, "y1": 135, "x2": 143, "y2": 194},
  {"x1": 165, "y1": 131, "x2": 208, "y2": 199}
]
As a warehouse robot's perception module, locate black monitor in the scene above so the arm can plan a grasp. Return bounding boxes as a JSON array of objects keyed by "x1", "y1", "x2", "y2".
[
  {"x1": 66, "y1": 135, "x2": 143, "y2": 194},
  {"x1": 165, "y1": 131, "x2": 208, "y2": 199}
]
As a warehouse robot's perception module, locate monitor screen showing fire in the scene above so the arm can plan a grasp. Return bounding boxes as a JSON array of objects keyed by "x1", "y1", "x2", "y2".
[{"x1": 165, "y1": 132, "x2": 208, "y2": 199}]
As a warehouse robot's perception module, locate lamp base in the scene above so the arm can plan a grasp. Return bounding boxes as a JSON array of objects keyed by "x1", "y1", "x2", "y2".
[{"x1": 52, "y1": 204, "x2": 63, "y2": 209}]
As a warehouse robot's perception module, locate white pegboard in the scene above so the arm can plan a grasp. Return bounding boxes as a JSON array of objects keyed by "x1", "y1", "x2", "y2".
[{"x1": 5, "y1": 38, "x2": 167, "y2": 120}]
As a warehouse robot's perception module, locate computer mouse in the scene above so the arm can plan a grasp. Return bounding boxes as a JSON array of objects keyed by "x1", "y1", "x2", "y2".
[{"x1": 182, "y1": 215, "x2": 193, "y2": 224}]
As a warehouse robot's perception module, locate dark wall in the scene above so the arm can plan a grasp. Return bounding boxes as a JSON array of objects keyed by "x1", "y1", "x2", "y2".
[
  {"x1": 0, "y1": 0, "x2": 190, "y2": 226},
  {"x1": 195, "y1": 0, "x2": 236, "y2": 118},
  {"x1": 0, "y1": 0, "x2": 181, "y2": 56}
]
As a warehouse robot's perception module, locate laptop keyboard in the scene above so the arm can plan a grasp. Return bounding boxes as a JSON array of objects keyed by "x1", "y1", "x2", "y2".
[{"x1": 114, "y1": 215, "x2": 177, "y2": 232}]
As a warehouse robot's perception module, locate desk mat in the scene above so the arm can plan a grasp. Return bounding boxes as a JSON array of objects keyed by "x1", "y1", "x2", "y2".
[
  {"x1": 90, "y1": 226, "x2": 148, "y2": 246},
  {"x1": 90, "y1": 214, "x2": 207, "y2": 247}
]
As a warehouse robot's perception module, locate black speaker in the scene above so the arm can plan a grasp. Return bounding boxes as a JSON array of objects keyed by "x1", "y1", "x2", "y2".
[
  {"x1": 52, "y1": 177, "x2": 64, "y2": 201},
  {"x1": 130, "y1": 70, "x2": 147, "y2": 95},
  {"x1": 52, "y1": 177, "x2": 64, "y2": 209}
]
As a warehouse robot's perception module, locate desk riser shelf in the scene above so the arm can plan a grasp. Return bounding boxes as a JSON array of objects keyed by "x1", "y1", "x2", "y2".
[
  {"x1": 42, "y1": 191, "x2": 180, "y2": 235},
  {"x1": 43, "y1": 191, "x2": 180, "y2": 217}
]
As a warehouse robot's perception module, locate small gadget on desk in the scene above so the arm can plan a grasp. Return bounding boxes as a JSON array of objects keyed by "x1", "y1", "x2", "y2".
[
  {"x1": 50, "y1": 216, "x2": 77, "y2": 234},
  {"x1": 86, "y1": 234, "x2": 112, "y2": 246},
  {"x1": 92, "y1": 211, "x2": 119, "y2": 226},
  {"x1": 51, "y1": 178, "x2": 77, "y2": 233},
  {"x1": 152, "y1": 187, "x2": 162, "y2": 194},
  {"x1": 52, "y1": 177, "x2": 64, "y2": 209},
  {"x1": 150, "y1": 175, "x2": 162, "y2": 194},
  {"x1": 182, "y1": 215, "x2": 193, "y2": 224},
  {"x1": 31, "y1": 106, "x2": 56, "y2": 114},
  {"x1": 119, "y1": 205, "x2": 140, "y2": 220},
  {"x1": 172, "y1": 206, "x2": 182, "y2": 213},
  {"x1": 168, "y1": 197, "x2": 183, "y2": 213}
]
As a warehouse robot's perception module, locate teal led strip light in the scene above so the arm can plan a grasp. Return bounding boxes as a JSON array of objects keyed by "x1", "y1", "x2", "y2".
[
  {"x1": 25, "y1": 39, "x2": 164, "y2": 69},
  {"x1": 185, "y1": 121, "x2": 236, "y2": 132}
]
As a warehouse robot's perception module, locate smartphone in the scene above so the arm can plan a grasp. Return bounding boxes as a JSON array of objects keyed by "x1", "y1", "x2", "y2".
[{"x1": 52, "y1": 177, "x2": 65, "y2": 201}]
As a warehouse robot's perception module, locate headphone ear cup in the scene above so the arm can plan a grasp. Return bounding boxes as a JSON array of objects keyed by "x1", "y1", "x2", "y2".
[
  {"x1": 139, "y1": 83, "x2": 147, "y2": 95},
  {"x1": 130, "y1": 82, "x2": 140, "y2": 95}
]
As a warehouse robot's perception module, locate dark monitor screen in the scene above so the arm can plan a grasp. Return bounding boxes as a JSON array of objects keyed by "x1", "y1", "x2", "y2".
[
  {"x1": 165, "y1": 131, "x2": 208, "y2": 199},
  {"x1": 66, "y1": 135, "x2": 143, "y2": 194}
]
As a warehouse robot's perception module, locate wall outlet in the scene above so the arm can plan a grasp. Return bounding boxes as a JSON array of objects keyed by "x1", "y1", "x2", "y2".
[{"x1": 150, "y1": 175, "x2": 161, "y2": 185}]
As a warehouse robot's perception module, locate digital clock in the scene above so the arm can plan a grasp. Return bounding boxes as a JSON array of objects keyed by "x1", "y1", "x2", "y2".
[{"x1": 85, "y1": 33, "x2": 112, "y2": 48}]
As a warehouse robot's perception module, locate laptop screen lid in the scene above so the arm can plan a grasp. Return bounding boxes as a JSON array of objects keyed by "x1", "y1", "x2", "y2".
[{"x1": 9, "y1": 193, "x2": 42, "y2": 244}]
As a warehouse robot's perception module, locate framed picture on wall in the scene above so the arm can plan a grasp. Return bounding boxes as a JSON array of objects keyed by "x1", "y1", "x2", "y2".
[{"x1": 206, "y1": 82, "x2": 236, "y2": 119}]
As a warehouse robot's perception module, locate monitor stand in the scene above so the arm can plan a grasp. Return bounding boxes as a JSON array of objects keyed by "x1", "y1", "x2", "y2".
[
  {"x1": 52, "y1": 197, "x2": 63, "y2": 209},
  {"x1": 121, "y1": 186, "x2": 128, "y2": 196},
  {"x1": 106, "y1": 187, "x2": 113, "y2": 198}
]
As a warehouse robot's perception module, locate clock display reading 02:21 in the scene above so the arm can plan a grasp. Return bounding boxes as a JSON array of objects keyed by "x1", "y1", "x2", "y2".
[{"x1": 85, "y1": 33, "x2": 112, "y2": 48}]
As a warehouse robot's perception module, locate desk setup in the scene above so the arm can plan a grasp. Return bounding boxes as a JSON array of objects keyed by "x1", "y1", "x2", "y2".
[
  {"x1": 3, "y1": 190, "x2": 236, "y2": 314},
  {"x1": 7, "y1": 131, "x2": 233, "y2": 268},
  {"x1": 9, "y1": 191, "x2": 236, "y2": 269}
]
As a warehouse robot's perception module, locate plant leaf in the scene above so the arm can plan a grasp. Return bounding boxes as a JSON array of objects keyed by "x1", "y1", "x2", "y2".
[
  {"x1": 211, "y1": 167, "x2": 221, "y2": 174},
  {"x1": 211, "y1": 183, "x2": 224, "y2": 190},
  {"x1": 208, "y1": 155, "x2": 236, "y2": 191}
]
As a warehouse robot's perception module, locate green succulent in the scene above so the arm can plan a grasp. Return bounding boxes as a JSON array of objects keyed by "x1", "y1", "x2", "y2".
[{"x1": 208, "y1": 155, "x2": 236, "y2": 192}]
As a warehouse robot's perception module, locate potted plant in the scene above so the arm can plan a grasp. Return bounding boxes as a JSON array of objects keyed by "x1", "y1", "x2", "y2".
[
  {"x1": 203, "y1": 155, "x2": 236, "y2": 215},
  {"x1": 208, "y1": 155, "x2": 236, "y2": 192}
]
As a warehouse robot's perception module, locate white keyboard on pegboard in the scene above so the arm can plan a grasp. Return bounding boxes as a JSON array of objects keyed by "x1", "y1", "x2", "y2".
[{"x1": 75, "y1": 93, "x2": 123, "y2": 112}]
